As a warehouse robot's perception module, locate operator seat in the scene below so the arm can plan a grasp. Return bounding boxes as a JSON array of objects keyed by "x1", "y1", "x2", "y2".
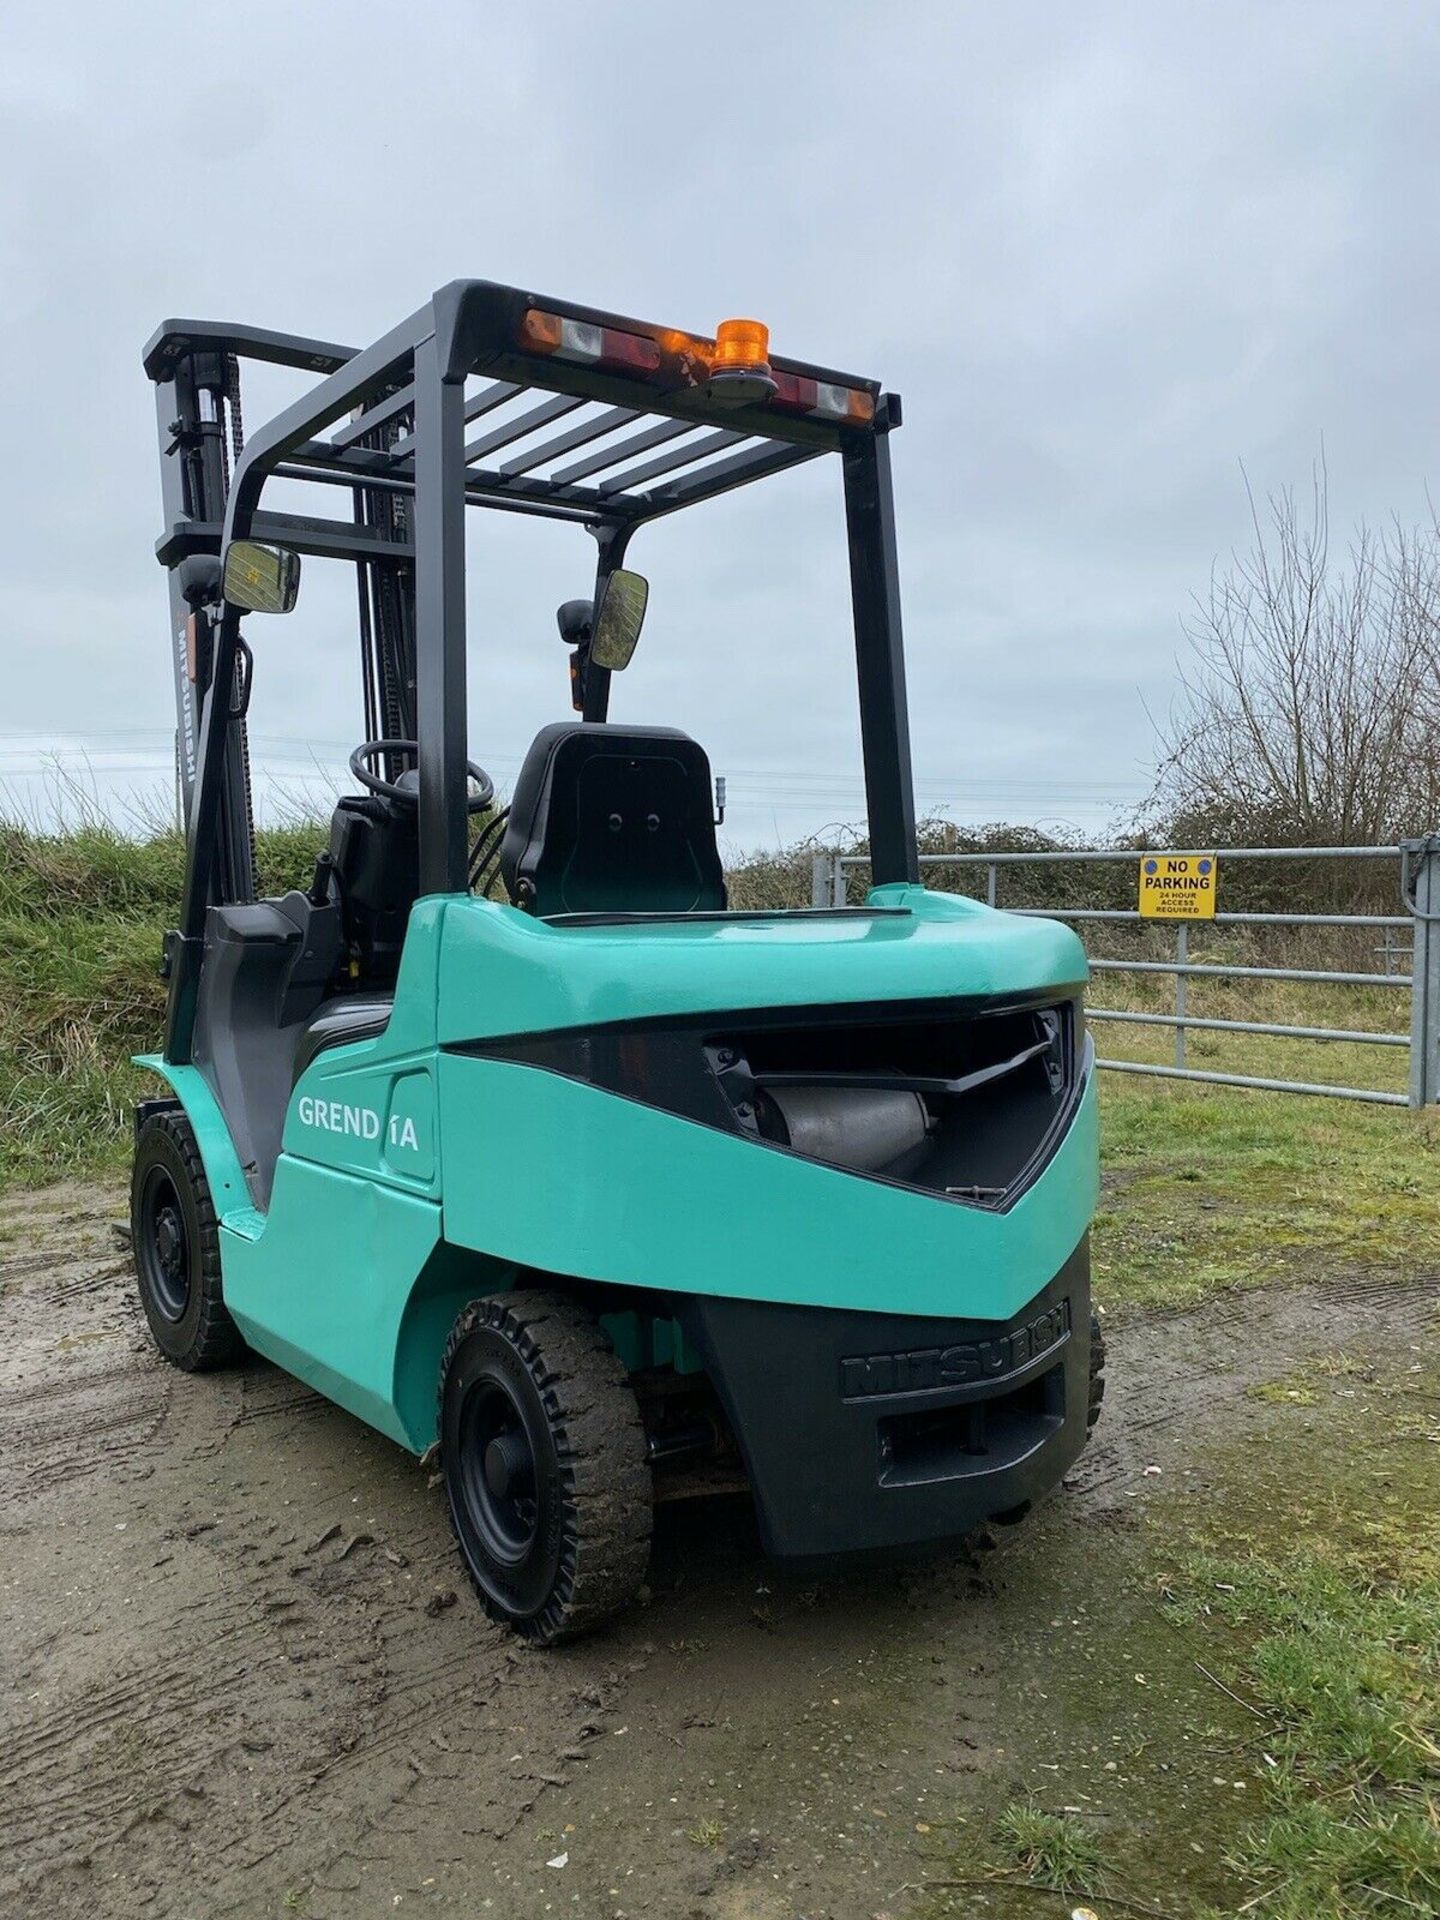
[
  {"x1": 499, "y1": 723, "x2": 726, "y2": 917},
  {"x1": 325, "y1": 786, "x2": 420, "y2": 984}
]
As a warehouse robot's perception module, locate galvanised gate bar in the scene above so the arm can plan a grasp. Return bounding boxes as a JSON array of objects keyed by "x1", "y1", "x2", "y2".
[{"x1": 812, "y1": 838, "x2": 1440, "y2": 1108}]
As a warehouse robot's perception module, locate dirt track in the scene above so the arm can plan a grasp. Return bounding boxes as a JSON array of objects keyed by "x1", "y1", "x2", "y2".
[{"x1": 3, "y1": 1180, "x2": 1434, "y2": 1920}]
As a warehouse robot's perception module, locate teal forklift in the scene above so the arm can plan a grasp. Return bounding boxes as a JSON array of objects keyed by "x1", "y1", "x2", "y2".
[{"x1": 136, "y1": 283, "x2": 1102, "y2": 1642}]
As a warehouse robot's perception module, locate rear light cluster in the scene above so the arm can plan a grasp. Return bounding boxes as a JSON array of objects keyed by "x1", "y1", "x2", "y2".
[
  {"x1": 770, "y1": 368, "x2": 875, "y2": 425},
  {"x1": 519, "y1": 308, "x2": 660, "y2": 374},
  {"x1": 518, "y1": 307, "x2": 875, "y2": 426}
]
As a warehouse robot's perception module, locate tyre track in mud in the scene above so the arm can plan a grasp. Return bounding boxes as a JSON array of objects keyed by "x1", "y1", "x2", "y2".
[
  {"x1": 0, "y1": 1207, "x2": 173, "y2": 1512},
  {"x1": 2, "y1": 1180, "x2": 1434, "y2": 1919},
  {"x1": 1063, "y1": 1266, "x2": 1439, "y2": 1504},
  {"x1": 0, "y1": 1184, "x2": 660, "y2": 1918}
]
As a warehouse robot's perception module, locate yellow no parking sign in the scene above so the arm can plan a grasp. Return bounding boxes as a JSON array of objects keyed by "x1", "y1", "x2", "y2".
[{"x1": 1138, "y1": 853, "x2": 1218, "y2": 919}]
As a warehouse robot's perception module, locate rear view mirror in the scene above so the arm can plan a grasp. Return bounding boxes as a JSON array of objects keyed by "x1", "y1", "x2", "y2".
[
  {"x1": 223, "y1": 540, "x2": 301, "y2": 614},
  {"x1": 590, "y1": 569, "x2": 648, "y2": 670}
]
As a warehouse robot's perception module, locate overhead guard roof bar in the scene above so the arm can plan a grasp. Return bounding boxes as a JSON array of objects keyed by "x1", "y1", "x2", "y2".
[
  {"x1": 645, "y1": 439, "x2": 822, "y2": 516},
  {"x1": 331, "y1": 384, "x2": 415, "y2": 449},
  {"x1": 277, "y1": 420, "x2": 828, "y2": 527},
  {"x1": 551, "y1": 416, "x2": 696, "y2": 485},
  {"x1": 465, "y1": 393, "x2": 586, "y2": 463},
  {"x1": 460, "y1": 466, "x2": 623, "y2": 519},
  {"x1": 598, "y1": 427, "x2": 748, "y2": 496},
  {"x1": 276, "y1": 462, "x2": 608, "y2": 526},
  {"x1": 498, "y1": 404, "x2": 644, "y2": 477},
  {"x1": 387, "y1": 382, "x2": 524, "y2": 460},
  {"x1": 280, "y1": 412, "x2": 832, "y2": 525}
]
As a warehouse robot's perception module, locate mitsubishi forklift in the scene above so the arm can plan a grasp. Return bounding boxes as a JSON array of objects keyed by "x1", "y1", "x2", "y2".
[{"x1": 136, "y1": 281, "x2": 1102, "y2": 1642}]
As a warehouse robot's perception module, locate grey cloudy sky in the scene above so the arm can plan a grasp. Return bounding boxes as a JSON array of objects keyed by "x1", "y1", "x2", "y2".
[{"x1": 3, "y1": 0, "x2": 1437, "y2": 847}]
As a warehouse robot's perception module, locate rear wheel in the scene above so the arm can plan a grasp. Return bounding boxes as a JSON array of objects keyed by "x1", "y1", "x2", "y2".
[
  {"x1": 131, "y1": 1108, "x2": 245, "y2": 1371},
  {"x1": 438, "y1": 1290, "x2": 652, "y2": 1644}
]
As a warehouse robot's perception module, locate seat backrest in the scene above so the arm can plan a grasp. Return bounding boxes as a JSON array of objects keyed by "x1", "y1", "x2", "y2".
[
  {"x1": 499, "y1": 723, "x2": 726, "y2": 917},
  {"x1": 327, "y1": 793, "x2": 420, "y2": 982}
]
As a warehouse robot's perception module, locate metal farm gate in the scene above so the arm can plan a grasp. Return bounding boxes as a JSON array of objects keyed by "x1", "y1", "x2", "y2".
[{"x1": 810, "y1": 837, "x2": 1440, "y2": 1109}]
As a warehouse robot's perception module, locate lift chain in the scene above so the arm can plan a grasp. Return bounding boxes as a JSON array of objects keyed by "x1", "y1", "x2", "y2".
[{"x1": 224, "y1": 353, "x2": 245, "y2": 464}]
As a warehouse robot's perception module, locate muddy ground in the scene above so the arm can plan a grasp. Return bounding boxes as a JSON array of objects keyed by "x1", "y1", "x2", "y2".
[{"x1": 2, "y1": 1181, "x2": 1434, "y2": 1920}]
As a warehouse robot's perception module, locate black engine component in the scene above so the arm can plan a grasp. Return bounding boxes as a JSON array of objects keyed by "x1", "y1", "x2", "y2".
[{"x1": 753, "y1": 1084, "x2": 931, "y2": 1172}]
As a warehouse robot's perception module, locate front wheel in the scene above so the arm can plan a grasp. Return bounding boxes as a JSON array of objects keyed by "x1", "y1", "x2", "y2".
[
  {"x1": 438, "y1": 1290, "x2": 652, "y2": 1644},
  {"x1": 131, "y1": 1107, "x2": 245, "y2": 1371}
]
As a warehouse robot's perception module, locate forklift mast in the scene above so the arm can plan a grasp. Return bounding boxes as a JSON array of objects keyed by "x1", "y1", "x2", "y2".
[
  {"x1": 148, "y1": 341, "x2": 255, "y2": 903},
  {"x1": 147, "y1": 323, "x2": 425, "y2": 901}
]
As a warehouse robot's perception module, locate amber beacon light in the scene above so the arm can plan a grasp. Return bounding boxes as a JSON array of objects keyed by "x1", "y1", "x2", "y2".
[{"x1": 707, "y1": 317, "x2": 776, "y2": 404}]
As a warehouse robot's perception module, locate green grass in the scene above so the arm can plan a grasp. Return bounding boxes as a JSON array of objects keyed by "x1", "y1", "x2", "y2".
[
  {"x1": 0, "y1": 819, "x2": 322, "y2": 1187},
  {"x1": 1157, "y1": 1433, "x2": 1440, "y2": 1917},
  {"x1": 905, "y1": 1345, "x2": 1440, "y2": 1920},
  {"x1": 1094, "y1": 1071, "x2": 1440, "y2": 1312},
  {"x1": 906, "y1": 1804, "x2": 1117, "y2": 1917},
  {"x1": 988, "y1": 1802, "x2": 1112, "y2": 1893}
]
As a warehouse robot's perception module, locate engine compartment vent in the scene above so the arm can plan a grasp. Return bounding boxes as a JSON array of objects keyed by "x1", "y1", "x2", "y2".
[{"x1": 706, "y1": 1000, "x2": 1081, "y2": 1208}]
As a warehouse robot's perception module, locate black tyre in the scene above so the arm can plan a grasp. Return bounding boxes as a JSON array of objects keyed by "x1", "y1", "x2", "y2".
[
  {"x1": 438, "y1": 1290, "x2": 652, "y2": 1645},
  {"x1": 131, "y1": 1108, "x2": 245, "y2": 1371},
  {"x1": 1087, "y1": 1308, "x2": 1106, "y2": 1431}
]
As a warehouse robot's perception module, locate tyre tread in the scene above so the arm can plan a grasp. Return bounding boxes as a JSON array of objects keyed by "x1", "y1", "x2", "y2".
[
  {"x1": 131, "y1": 1108, "x2": 245, "y2": 1372},
  {"x1": 439, "y1": 1289, "x2": 651, "y2": 1644}
]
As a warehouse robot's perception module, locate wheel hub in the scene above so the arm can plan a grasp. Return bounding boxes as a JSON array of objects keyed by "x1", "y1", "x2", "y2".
[
  {"x1": 139, "y1": 1171, "x2": 191, "y2": 1323},
  {"x1": 459, "y1": 1383, "x2": 541, "y2": 1565},
  {"x1": 155, "y1": 1207, "x2": 183, "y2": 1276},
  {"x1": 483, "y1": 1429, "x2": 532, "y2": 1500}
]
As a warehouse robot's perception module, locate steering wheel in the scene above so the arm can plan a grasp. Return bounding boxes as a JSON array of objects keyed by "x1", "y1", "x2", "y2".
[{"x1": 349, "y1": 738, "x2": 495, "y2": 813}]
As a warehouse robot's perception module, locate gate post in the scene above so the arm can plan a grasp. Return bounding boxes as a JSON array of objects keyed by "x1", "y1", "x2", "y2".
[
  {"x1": 810, "y1": 852, "x2": 847, "y2": 908},
  {"x1": 1405, "y1": 835, "x2": 1440, "y2": 1107}
]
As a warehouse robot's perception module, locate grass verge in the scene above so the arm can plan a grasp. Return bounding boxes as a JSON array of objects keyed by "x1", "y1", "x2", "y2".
[
  {"x1": 1152, "y1": 1348, "x2": 1440, "y2": 1920},
  {"x1": 910, "y1": 1340, "x2": 1440, "y2": 1920},
  {"x1": 1094, "y1": 1072, "x2": 1440, "y2": 1311},
  {"x1": 1165, "y1": 1546, "x2": 1440, "y2": 1918},
  {"x1": 0, "y1": 820, "x2": 319, "y2": 1187}
]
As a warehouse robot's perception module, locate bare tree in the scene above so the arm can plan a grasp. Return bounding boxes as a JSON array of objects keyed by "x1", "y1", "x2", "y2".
[{"x1": 1147, "y1": 462, "x2": 1440, "y2": 851}]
